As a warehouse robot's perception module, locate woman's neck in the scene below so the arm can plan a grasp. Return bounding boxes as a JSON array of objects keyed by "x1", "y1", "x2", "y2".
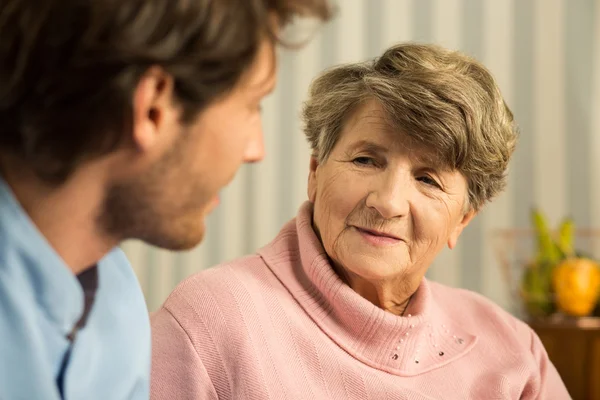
[{"x1": 333, "y1": 262, "x2": 423, "y2": 316}]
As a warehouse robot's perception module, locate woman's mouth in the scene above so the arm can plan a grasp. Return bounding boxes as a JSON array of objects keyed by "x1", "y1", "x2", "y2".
[{"x1": 354, "y1": 226, "x2": 403, "y2": 246}]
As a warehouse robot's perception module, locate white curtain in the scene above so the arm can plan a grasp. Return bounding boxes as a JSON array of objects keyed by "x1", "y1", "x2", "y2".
[{"x1": 122, "y1": 0, "x2": 600, "y2": 312}]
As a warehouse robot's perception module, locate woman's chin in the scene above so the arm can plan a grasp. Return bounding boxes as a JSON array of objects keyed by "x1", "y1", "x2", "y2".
[{"x1": 340, "y1": 258, "x2": 407, "y2": 283}]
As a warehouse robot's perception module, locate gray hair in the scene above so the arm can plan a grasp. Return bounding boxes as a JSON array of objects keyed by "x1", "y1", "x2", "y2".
[{"x1": 302, "y1": 43, "x2": 518, "y2": 211}]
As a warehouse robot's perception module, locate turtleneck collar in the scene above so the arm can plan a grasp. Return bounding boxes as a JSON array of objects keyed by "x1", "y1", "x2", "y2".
[{"x1": 258, "y1": 201, "x2": 477, "y2": 376}]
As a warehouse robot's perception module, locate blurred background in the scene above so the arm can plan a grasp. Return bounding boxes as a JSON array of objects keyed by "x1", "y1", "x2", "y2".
[{"x1": 122, "y1": 0, "x2": 600, "y2": 314}]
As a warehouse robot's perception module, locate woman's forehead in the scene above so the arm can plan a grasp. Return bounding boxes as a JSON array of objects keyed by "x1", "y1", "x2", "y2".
[{"x1": 339, "y1": 102, "x2": 451, "y2": 170}]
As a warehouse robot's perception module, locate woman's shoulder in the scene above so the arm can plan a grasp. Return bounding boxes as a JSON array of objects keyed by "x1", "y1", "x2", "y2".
[
  {"x1": 161, "y1": 253, "x2": 275, "y2": 308},
  {"x1": 151, "y1": 252, "x2": 297, "y2": 360},
  {"x1": 428, "y1": 280, "x2": 528, "y2": 336},
  {"x1": 152, "y1": 251, "x2": 297, "y2": 336},
  {"x1": 428, "y1": 281, "x2": 540, "y2": 358}
]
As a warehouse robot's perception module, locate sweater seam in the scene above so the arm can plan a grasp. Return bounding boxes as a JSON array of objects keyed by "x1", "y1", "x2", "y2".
[{"x1": 162, "y1": 304, "x2": 220, "y2": 398}]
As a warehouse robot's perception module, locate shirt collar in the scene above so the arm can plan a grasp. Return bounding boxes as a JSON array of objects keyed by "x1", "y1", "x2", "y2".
[{"x1": 0, "y1": 177, "x2": 83, "y2": 335}]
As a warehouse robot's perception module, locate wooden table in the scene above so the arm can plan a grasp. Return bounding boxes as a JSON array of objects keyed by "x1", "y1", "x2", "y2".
[{"x1": 529, "y1": 316, "x2": 600, "y2": 400}]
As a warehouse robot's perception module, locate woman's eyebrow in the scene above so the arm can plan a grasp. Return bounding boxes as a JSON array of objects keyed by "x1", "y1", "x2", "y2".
[{"x1": 347, "y1": 140, "x2": 389, "y2": 155}]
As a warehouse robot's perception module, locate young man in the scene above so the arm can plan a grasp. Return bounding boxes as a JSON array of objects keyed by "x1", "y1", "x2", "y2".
[{"x1": 0, "y1": 1, "x2": 332, "y2": 398}]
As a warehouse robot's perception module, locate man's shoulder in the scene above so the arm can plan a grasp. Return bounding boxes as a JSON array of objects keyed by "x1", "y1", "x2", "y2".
[
  {"x1": 82, "y1": 248, "x2": 150, "y2": 392},
  {"x1": 100, "y1": 247, "x2": 145, "y2": 300},
  {"x1": 97, "y1": 247, "x2": 149, "y2": 328}
]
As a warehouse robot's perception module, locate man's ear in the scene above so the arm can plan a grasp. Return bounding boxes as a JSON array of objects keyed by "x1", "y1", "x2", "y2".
[
  {"x1": 131, "y1": 66, "x2": 176, "y2": 152},
  {"x1": 307, "y1": 156, "x2": 320, "y2": 202}
]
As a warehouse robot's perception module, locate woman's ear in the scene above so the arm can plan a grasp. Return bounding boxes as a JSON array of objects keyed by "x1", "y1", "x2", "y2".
[
  {"x1": 307, "y1": 156, "x2": 320, "y2": 202},
  {"x1": 447, "y1": 208, "x2": 477, "y2": 249}
]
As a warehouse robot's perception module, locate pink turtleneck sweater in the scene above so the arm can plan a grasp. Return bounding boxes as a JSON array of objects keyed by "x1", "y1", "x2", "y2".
[{"x1": 151, "y1": 202, "x2": 570, "y2": 399}]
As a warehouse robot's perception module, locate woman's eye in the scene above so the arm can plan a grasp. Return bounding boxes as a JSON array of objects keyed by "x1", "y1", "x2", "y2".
[
  {"x1": 417, "y1": 175, "x2": 440, "y2": 188},
  {"x1": 352, "y1": 157, "x2": 376, "y2": 166}
]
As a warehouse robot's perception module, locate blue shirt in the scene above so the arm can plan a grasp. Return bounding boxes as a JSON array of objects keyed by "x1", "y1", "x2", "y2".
[{"x1": 0, "y1": 178, "x2": 151, "y2": 399}]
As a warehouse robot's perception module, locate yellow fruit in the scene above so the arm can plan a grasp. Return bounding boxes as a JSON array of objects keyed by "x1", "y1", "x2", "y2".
[{"x1": 552, "y1": 258, "x2": 600, "y2": 317}]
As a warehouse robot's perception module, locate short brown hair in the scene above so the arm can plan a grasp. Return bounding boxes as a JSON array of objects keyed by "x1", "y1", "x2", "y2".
[
  {"x1": 302, "y1": 43, "x2": 517, "y2": 211},
  {"x1": 0, "y1": 0, "x2": 333, "y2": 183}
]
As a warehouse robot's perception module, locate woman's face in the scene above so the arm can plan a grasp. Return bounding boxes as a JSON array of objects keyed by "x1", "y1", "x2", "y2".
[{"x1": 308, "y1": 100, "x2": 475, "y2": 286}]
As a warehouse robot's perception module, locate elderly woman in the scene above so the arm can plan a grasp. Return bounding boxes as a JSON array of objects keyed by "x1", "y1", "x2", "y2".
[{"x1": 150, "y1": 43, "x2": 569, "y2": 399}]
